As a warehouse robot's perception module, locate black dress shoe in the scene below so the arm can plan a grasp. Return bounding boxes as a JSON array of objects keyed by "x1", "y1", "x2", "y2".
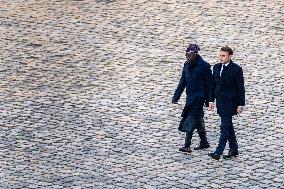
[
  {"x1": 179, "y1": 147, "x2": 192, "y2": 153},
  {"x1": 194, "y1": 144, "x2": 210, "y2": 150},
  {"x1": 208, "y1": 152, "x2": 220, "y2": 160},
  {"x1": 223, "y1": 151, "x2": 239, "y2": 159}
]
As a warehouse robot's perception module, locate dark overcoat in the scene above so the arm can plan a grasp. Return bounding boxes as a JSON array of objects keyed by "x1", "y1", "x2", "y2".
[
  {"x1": 172, "y1": 55, "x2": 213, "y2": 117},
  {"x1": 209, "y1": 61, "x2": 245, "y2": 116}
]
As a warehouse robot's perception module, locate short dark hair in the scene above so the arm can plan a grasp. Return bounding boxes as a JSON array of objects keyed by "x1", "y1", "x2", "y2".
[{"x1": 220, "y1": 46, "x2": 234, "y2": 55}]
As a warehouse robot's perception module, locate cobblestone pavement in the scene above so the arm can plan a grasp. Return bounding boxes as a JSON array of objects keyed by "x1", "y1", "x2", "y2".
[{"x1": 0, "y1": 0, "x2": 283, "y2": 188}]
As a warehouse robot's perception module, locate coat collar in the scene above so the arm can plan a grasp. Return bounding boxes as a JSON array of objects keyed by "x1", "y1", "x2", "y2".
[{"x1": 226, "y1": 60, "x2": 234, "y2": 68}]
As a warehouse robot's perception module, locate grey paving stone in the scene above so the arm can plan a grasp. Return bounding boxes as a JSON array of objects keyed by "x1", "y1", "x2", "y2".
[{"x1": 0, "y1": 0, "x2": 283, "y2": 188}]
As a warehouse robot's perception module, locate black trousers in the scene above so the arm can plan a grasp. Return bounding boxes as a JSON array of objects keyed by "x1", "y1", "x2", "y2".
[
  {"x1": 215, "y1": 116, "x2": 238, "y2": 155},
  {"x1": 179, "y1": 114, "x2": 209, "y2": 148}
]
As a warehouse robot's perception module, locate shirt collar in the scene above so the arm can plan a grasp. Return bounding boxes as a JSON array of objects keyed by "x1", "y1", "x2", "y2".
[{"x1": 223, "y1": 62, "x2": 230, "y2": 67}]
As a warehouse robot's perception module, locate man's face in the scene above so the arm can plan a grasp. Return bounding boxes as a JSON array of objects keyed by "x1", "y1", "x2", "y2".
[
  {"x1": 219, "y1": 51, "x2": 231, "y2": 64},
  {"x1": 186, "y1": 52, "x2": 198, "y2": 62}
]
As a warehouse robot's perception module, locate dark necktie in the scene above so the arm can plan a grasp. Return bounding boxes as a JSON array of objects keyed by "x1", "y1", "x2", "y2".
[{"x1": 220, "y1": 65, "x2": 224, "y2": 77}]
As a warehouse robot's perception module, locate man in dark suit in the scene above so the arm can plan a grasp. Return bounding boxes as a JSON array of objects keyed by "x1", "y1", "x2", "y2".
[
  {"x1": 172, "y1": 44, "x2": 213, "y2": 153},
  {"x1": 208, "y1": 46, "x2": 245, "y2": 160}
]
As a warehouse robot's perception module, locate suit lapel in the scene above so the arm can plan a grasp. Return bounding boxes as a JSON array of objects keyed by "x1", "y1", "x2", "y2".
[
  {"x1": 220, "y1": 61, "x2": 233, "y2": 84},
  {"x1": 226, "y1": 60, "x2": 234, "y2": 70},
  {"x1": 220, "y1": 65, "x2": 225, "y2": 85},
  {"x1": 222, "y1": 61, "x2": 233, "y2": 78}
]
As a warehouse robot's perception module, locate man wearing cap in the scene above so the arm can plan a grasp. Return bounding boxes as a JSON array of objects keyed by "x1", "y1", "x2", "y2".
[
  {"x1": 208, "y1": 46, "x2": 245, "y2": 160},
  {"x1": 172, "y1": 44, "x2": 213, "y2": 153}
]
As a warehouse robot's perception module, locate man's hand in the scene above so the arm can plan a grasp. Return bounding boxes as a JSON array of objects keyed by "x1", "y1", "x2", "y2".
[
  {"x1": 208, "y1": 102, "x2": 215, "y2": 111},
  {"x1": 204, "y1": 101, "x2": 209, "y2": 107},
  {"x1": 237, "y1": 106, "x2": 244, "y2": 114}
]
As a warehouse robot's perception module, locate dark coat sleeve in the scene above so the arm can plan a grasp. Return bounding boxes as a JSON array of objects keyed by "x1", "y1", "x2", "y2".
[
  {"x1": 236, "y1": 66, "x2": 245, "y2": 106},
  {"x1": 209, "y1": 65, "x2": 217, "y2": 102},
  {"x1": 172, "y1": 66, "x2": 186, "y2": 102},
  {"x1": 204, "y1": 63, "x2": 213, "y2": 107}
]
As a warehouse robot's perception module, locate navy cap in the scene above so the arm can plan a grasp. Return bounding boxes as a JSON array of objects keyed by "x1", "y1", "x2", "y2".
[{"x1": 186, "y1": 44, "x2": 200, "y2": 53}]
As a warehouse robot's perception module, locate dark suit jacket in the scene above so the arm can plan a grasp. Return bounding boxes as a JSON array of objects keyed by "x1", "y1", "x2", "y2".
[
  {"x1": 209, "y1": 61, "x2": 245, "y2": 116},
  {"x1": 173, "y1": 55, "x2": 213, "y2": 116}
]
